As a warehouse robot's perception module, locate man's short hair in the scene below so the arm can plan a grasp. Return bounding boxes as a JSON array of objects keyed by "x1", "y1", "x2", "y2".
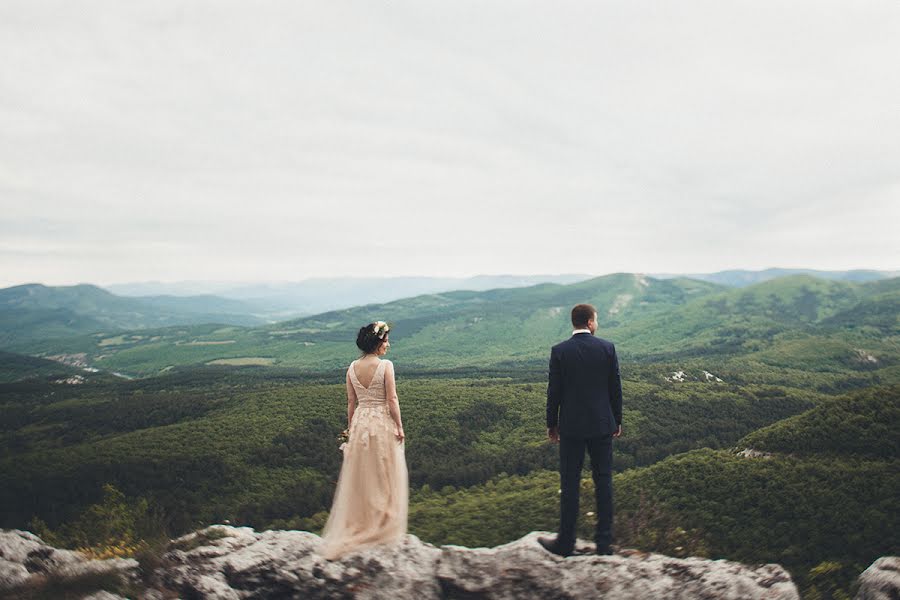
[{"x1": 571, "y1": 303, "x2": 597, "y2": 328}]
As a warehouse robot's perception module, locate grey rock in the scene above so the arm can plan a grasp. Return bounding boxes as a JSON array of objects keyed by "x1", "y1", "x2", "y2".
[
  {"x1": 0, "y1": 529, "x2": 138, "y2": 595},
  {"x1": 437, "y1": 532, "x2": 798, "y2": 600},
  {"x1": 80, "y1": 592, "x2": 129, "y2": 600},
  {"x1": 148, "y1": 526, "x2": 798, "y2": 600},
  {"x1": 2, "y1": 524, "x2": 808, "y2": 600},
  {"x1": 155, "y1": 525, "x2": 441, "y2": 599},
  {"x1": 855, "y1": 556, "x2": 900, "y2": 600}
]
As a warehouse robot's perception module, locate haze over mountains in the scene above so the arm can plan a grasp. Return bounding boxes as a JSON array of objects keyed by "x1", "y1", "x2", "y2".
[
  {"x1": 3, "y1": 268, "x2": 895, "y2": 344},
  {"x1": 648, "y1": 268, "x2": 899, "y2": 287},
  {"x1": 102, "y1": 274, "x2": 595, "y2": 317},
  {"x1": 0, "y1": 274, "x2": 595, "y2": 349},
  {"x1": 1, "y1": 269, "x2": 897, "y2": 387},
  {"x1": 101, "y1": 268, "x2": 898, "y2": 309},
  {"x1": 0, "y1": 283, "x2": 270, "y2": 349}
]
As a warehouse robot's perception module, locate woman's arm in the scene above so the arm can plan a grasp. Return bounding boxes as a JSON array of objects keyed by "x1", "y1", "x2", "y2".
[
  {"x1": 346, "y1": 370, "x2": 358, "y2": 427},
  {"x1": 384, "y1": 360, "x2": 404, "y2": 442}
]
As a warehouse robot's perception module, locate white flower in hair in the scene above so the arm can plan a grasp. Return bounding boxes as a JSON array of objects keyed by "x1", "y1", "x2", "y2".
[{"x1": 373, "y1": 320, "x2": 390, "y2": 337}]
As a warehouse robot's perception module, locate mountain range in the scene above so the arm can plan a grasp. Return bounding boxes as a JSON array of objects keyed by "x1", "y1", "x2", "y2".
[
  {"x1": 52, "y1": 268, "x2": 900, "y2": 320},
  {"x1": 0, "y1": 283, "x2": 269, "y2": 349},
  {"x1": 101, "y1": 274, "x2": 596, "y2": 317},
  {"x1": 0, "y1": 273, "x2": 900, "y2": 384},
  {"x1": 99, "y1": 268, "x2": 898, "y2": 300},
  {"x1": 2, "y1": 272, "x2": 897, "y2": 390},
  {"x1": 648, "y1": 267, "x2": 898, "y2": 287}
]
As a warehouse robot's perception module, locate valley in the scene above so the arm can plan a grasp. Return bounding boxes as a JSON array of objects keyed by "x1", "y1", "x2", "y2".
[{"x1": 1, "y1": 271, "x2": 897, "y2": 598}]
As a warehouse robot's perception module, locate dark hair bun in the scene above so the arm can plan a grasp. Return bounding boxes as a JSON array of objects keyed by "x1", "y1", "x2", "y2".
[{"x1": 356, "y1": 323, "x2": 386, "y2": 354}]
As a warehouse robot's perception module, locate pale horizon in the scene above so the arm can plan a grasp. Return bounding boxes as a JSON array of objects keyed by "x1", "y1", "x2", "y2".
[{"x1": 4, "y1": 265, "x2": 899, "y2": 291}]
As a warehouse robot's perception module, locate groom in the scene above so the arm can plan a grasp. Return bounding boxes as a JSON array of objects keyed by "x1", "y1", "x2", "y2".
[{"x1": 539, "y1": 303, "x2": 623, "y2": 557}]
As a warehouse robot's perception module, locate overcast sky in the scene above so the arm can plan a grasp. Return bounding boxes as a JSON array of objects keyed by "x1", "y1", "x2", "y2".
[{"x1": 1, "y1": 1, "x2": 898, "y2": 287}]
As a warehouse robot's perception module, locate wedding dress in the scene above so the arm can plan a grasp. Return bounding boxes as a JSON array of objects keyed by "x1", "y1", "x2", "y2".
[{"x1": 319, "y1": 358, "x2": 408, "y2": 560}]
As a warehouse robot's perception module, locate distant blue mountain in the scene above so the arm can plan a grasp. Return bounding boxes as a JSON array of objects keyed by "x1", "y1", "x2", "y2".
[
  {"x1": 648, "y1": 268, "x2": 897, "y2": 287},
  {"x1": 102, "y1": 274, "x2": 595, "y2": 316}
]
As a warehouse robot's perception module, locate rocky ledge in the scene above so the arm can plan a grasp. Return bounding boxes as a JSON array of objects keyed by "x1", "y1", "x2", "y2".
[
  {"x1": 0, "y1": 528, "x2": 139, "y2": 599},
  {"x1": 4, "y1": 525, "x2": 882, "y2": 600}
]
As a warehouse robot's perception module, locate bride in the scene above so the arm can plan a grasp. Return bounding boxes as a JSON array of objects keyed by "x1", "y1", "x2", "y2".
[{"x1": 319, "y1": 321, "x2": 409, "y2": 560}]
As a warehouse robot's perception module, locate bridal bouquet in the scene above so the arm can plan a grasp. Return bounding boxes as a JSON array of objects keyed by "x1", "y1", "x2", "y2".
[{"x1": 337, "y1": 428, "x2": 349, "y2": 452}]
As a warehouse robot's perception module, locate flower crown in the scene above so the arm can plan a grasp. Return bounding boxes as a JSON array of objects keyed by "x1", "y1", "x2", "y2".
[{"x1": 372, "y1": 321, "x2": 390, "y2": 339}]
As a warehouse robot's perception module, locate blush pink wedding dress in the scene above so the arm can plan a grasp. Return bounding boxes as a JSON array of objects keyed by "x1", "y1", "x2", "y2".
[{"x1": 319, "y1": 358, "x2": 408, "y2": 560}]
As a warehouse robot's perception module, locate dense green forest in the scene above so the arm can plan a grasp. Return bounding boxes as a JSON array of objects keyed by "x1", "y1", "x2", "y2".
[
  {"x1": 739, "y1": 384, "x2": 899, "y2": 458},
  {"x1": 0, "y1": 370, "x2": 817, "y2": 530},
  {"x1": 0, "y1": 351, "x2": 83, "y2": 383}
]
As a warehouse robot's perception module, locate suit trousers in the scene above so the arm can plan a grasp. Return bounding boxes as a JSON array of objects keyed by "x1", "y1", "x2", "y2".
[{"x1": 558, "y1": 433, "x2": 614, "y2": 549}]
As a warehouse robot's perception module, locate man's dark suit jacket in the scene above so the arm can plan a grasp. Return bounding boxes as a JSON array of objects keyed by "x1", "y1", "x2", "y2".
[{"x1": 546, "y1": 332, "x2": 623, "y2": 438}]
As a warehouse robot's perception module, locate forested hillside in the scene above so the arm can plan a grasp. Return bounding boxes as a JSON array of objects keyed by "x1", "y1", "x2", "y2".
[
  {"x1": 739, "y1": 384, "x2": 899, "y2": 458},
  {"x1": 0, "y1": 283, "x2": 267, "y2": 348},
  {"x1": 0, "y1": 372, "x2": 818, "y2": 531},
  {"x1": 0, "y1": 351, "x2": 84, "y2": 383}
]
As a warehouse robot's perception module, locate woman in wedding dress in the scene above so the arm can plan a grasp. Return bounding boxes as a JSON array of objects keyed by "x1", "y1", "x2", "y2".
[{"x1": 319, "y1": 321, "x2": 408, "y2": 560}]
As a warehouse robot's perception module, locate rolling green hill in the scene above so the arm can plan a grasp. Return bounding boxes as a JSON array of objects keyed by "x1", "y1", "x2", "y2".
[
  {"x1": 612, "y1": 274, "x2": 891, "y2": 355},
  {"x1": 1, "y1": 273, "x2": 725, "y2": 373},
  {"x1": 738, "y1": 384, "x2": 899, "y2": 459},
  {"x1": 651, "y1": 268, "x2": 898, "y2": 287},
  {"x1": 0, "y1": 283, "x2": 267, "y2": 347},
  {"x1": 4, "y1": 275, "x2": 896, "y2": 396}
]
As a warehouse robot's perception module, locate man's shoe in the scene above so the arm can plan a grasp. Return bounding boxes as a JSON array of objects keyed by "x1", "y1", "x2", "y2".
[
  {"x1": 538, "y1": 536, "x2": 573, "y2": 557},
  {"x1": 595, "y1": 544, "x2": 614, "y2": 555}
]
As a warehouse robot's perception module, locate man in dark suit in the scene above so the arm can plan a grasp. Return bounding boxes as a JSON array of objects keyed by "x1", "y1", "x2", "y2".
[{"x1": 539, "y1": 303, "x2": 623, "y2": 557}]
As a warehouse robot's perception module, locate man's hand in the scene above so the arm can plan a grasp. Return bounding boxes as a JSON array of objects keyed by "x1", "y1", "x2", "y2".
[
  {"x1": 613, "y1": 424, "x2": 623, "y2": 438},
  {"x1": 547, "y1": 426, "x2": 560, "y2": 443}
]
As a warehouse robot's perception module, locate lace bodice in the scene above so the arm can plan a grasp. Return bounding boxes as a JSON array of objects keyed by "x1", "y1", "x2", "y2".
[
  {"x1": 346, "y1": 359, "x2": 396, "y2": 451},
  {"x1": 348, "y1": 359, "x2": 389, "y2": 405}
]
